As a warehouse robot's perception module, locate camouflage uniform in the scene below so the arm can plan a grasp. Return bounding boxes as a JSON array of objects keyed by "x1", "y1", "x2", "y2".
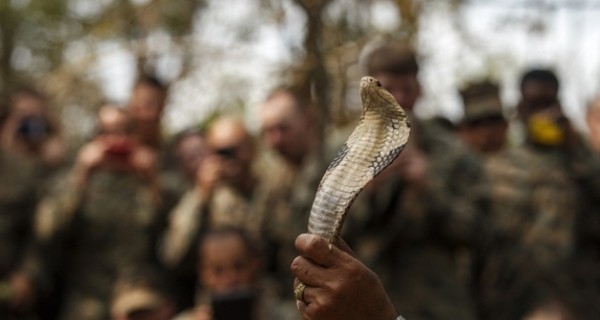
[
  {"x1": 0, "y1": 149, "x2": 47, "y2": 319},
  {"x1": 159, "y1": 158, "x2": 279, "y2": 306},
  {"x1": 356, "y1": 119, "x2": 486, "y2": 320},
  {"x1": 480, "y1": 139, "x2": 600, "y2": 319},
  {"x1": 260, "y1": 150, "x2": 324, "y2": 274},
  {"x1": 160, "y1": 179, "x2": 273, "y2": 269},
  {"x1": 35, "y1": 170, "x2": 163, "y2": 320}
]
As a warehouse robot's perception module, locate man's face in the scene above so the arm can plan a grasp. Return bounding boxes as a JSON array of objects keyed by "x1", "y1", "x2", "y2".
[
  {"x1": 11, "y1": 95, "x2": 49, "y2": 145},
  {"x1": 127, "y1": 84, "x2": 165, "y2": 125},
  {"x1": 459, "y1": 119, "x2": 508, "y2": 154},
  {"x1": 259, "y1": 92, "x2": 312, "y2": 163},
  {"x1": 97, "y1": 108, "x2": 135, "y2": 164},
  {"x1": 200, "y1": 235, "x2": 258, "y2": 294},
  {"x1": 372, "y1": 72, "x2": 421, "y2": 112},
  {"x1": 175, "y1": 134, "x2": 208, "y2": 181},
  {"x1": 206, "y1": 120, "x2": 255, "y2": 184},
  {"x1": 518, "y1": 81, "x2": 559, "y2": 121}
]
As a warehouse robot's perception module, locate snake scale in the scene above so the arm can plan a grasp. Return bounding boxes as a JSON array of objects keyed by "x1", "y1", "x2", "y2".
[{"x1": 307, "y1": 76, "x2": 411, "y2": 246}]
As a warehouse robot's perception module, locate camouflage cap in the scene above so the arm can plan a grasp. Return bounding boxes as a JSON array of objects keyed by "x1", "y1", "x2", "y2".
[
  {"x1": 111, "y1": 287, "x2": 165, "y2": 317},
  {"x1": 460, "y1": 81, "x2": 504, "y2": 123},
  {"x1": 365, "y1": 41, "x2": 419, "y2": 76}
]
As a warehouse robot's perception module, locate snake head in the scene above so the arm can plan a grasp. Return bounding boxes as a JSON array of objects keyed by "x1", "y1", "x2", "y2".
[{"x1": 359, "y1": 76, "x2": 401, "y2": 115}]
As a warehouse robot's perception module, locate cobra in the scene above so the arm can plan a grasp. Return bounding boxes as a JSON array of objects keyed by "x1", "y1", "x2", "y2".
[{"x1": 307, "y1": 76, "x2": 411, "y2": 246}]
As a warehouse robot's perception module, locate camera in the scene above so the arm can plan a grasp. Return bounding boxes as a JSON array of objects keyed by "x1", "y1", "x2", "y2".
[
  {"x1": 104, "y1": 140, "x2": 134, "y2": 157},
  {"x1": 17, "y1": 116, "x2": 48, "y2": 141}
]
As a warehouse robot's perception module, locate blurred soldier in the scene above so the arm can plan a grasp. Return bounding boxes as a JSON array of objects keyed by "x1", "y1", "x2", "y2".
[
  {"x1": 160, "y1": 116, "x2": 277, "y2": 307},
  {"x1": 457, "y1": 81, "x2": 508, "y2": 155},
  {"x1": 0, "y1": 87, "x2": 65, "y2": 319},
  {"x1": 34, "y1": 105, "x2": 163, "y2": 320},
  {"x1": 257, "y1": 87, "x2": 359, "y2": 300},
  {"x1": 173, "y1": 227, "x2": 296, "y2": 320},
  {"x1": 0, "y1": 87, "x2": 65, "y2": 168},
  {"x1": 586, "y1": 96, "x2": 600, "y2": 154},
  {"x1": 171, "y1": 129, "x2": 208, "y2": 186},
  {"x1": 125, "y1": 74, "x2": 182, "y2": 198},
  {"x1": 355, "y1": 41, "x2": 486, "y2": 320},
  {"x1": 482, "y1": 69, "x2": 600, "y2": 319},
  {"x1": 110, "y1": 269, "x2": 177, "y2": 320},
  {"x1": 126, "y1": 75, "x2": 167, "y2": 151}
]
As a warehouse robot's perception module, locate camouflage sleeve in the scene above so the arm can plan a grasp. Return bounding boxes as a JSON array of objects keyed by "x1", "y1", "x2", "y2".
[
  {"x1": 34, "y1": 171, "x2": 85, "y2": 242},
  {"x1": 159, "y1": 190, "x2": 206, "y2": 269},
  {"x1": 565, "y1": 141, "x2": 600, "y2": 245},
  {"x1": 527, "y1": 171, "x2": 576, "y2": 262},
  {"x1": 22, "y1": 172, "x2": 83, "y2": 283},
  {"x1": 569, "y1": 140, "x2": 600, "y2": 196},
  {"x1": 426, "y1": 150, "x2": 487, "y2": 245}
]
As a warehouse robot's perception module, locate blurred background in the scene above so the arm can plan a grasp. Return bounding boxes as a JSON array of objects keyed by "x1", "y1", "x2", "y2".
[{"x1": 2, "y1": 0, "x2": 600, "y2": 140}]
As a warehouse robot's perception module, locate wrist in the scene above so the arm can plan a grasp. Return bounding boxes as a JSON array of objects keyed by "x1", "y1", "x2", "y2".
[{"x1": 71, "y1": 164, "x2": 91, "y2": 187}]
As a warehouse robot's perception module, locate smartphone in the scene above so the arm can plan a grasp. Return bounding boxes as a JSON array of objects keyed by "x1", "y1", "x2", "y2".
[{"x1": 211, "y1": 290, "x2": 256, "y2": 320}]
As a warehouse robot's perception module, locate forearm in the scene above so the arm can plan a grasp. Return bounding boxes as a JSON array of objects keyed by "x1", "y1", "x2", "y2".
[{"x1": 159, "y1": 191, "x2": 205, "y2": 268}]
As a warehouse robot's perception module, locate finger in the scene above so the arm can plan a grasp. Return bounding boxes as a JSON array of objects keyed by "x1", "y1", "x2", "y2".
[
  {"x1": 295, "y1": 234, "x2": 342, "y2": 267},
  {"x1": 296, "y1": 300, "x2": 309, "y2": 319},
  {"x1": 291, "y1": 255, "x2": 331, "y2": 287},
  {"x1": 293, "y1": 278, "x2": 308, "y2": 303},
  {"x1": 293, "y1": 278, "x2": 319, "y2": 313}
]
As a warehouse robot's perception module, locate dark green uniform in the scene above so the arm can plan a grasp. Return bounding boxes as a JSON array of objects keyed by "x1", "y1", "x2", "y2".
[
  {"x1": 36, "y1": 170, "x2": 162, "y2": 320},
  {"x1": 0, "y1": 149, "x2": 46, "y2": 319},
  {"x1": 481, "y1": 138, "x2": 600, "y2": 319},
  {"x1": 356, "y1": 119, "x2": 486, "y2": 320}
]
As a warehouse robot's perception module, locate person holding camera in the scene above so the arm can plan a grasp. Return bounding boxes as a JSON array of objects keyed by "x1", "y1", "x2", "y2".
[
  {"x1": 0, "y1": 87, "x2": 65, "y2": 168},
  {"x1": 482, "y1": 69, "x2": 600, "y2": 319},
  {"x1": 32, "y1": 105, "x2": 164, "y2": 320},
  {"x1": 160, "y1": 116, "x2": 280, "y2": 308},
  {"x1": 0, "y1": 87, "x2": 65, "y2": 319}
]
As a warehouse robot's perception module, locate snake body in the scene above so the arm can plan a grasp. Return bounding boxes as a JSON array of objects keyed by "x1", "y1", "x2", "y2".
[{"x1": 307, "y1": 76, "x2": 411, "y2": 246}]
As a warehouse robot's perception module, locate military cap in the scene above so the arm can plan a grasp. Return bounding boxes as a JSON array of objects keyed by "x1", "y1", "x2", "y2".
[
  {"x1": 365, "y1": 41, "x2": 419, "y2": 76},
  {"x1": 111, "y1": 286, "x2": 166, "y2": 317},
  {"x1": 460, "y1": 81, "x2": 504, "y2": 123}
]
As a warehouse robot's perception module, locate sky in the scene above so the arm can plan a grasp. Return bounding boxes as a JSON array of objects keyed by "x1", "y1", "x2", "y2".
[{"x1": 94, "y1": 0, "x2": 600, "y2": 133}]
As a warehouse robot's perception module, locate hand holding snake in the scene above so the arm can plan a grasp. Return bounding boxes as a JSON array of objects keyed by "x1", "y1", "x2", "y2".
[{"x1": 293, "y1": 76, "x2": 411, "y2": 317}]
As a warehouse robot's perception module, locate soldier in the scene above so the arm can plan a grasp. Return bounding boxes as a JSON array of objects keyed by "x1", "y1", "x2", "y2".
[
  {"x1": 160, "y1": 116, "x2": 279, "y2": 307},
  {"x1": 586, "y1": 96, "x2": 600, "y2": 154},
  {"x1": 0, "y1": 87, "x2": 65, "y2": 168},
  {"x1": 0, "y1": 87, "x2": 65, "y2": 319},
  {"x1": 126, "y1": 75, "x2": 168, "y2": 151},
  {"x1": 481, "y1": 69, "x2": 600, "y2": 319},
  {"x1": 355, "y1": 41, "x2": 486, "y2": 320},
  {"x1": 256, "y1": 86, "x2": 358, "y2": 300},
  {"x1": 171, "y1": 129, "x2": 208, "y2": 186},
  {"x1": 457, "y1": 81, "x2": 508, "y2": 155},
  {"x1": 173, "y1": 227, "x2": 296, "y2": 320},
  {"x1": 34, "y1": 105, "x2": 164, "y2": 320}
]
